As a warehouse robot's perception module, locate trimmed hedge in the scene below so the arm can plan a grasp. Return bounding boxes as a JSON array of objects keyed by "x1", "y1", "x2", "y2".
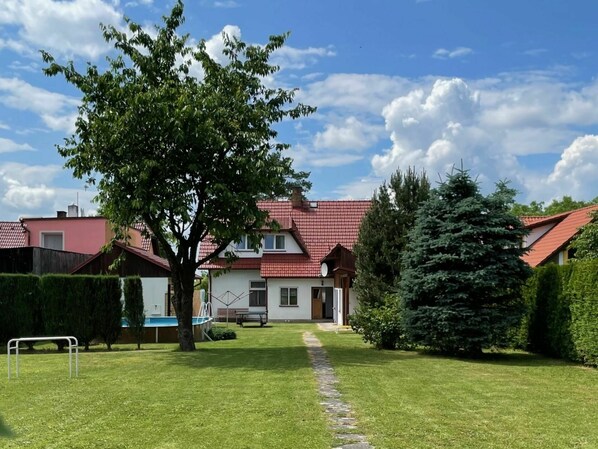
[
  {"x1": 94, "y1": 276, "x2": 122, "y2": 350},
  {"x1": 124, "y1": 277, "x2": 145, "y2": 349},
  {"x1": 519, "y1": 260, "x2": 598, "y2": 366},
  {"x1": 207, "y1": 327, "x2": 236, "y2": 341},
  {"x1": 0, "y1": 274, "x2": 40, "y2": 345}
]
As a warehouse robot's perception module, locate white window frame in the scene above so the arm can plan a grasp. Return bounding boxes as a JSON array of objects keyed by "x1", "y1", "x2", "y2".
[
  {"x1": 280, "y1": 287, "x2": 298, "y2": 307},
  {"x1": 235, "y1": 235, "x2": 250, "y2": 251},
  {"x1": 40, "y1": 231, "x2": 64, "y2": 251},
  {"x1": 264, "y1": 234, "x2": 285, "y2": 251},
  {"x1": 249, "y1": 280, "x2": 266, "y2": 307}
]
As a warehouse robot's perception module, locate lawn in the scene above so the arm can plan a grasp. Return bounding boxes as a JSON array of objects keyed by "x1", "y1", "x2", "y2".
[
  {"x1": 316, "y1": 329, "x2": 598, "y2": 449},
  {"x1": 1, "y1": 324, "x2": 596, "y2": 449},
  {"x1": 0, "y1": 324, "x2": 331, "y2": 449}
]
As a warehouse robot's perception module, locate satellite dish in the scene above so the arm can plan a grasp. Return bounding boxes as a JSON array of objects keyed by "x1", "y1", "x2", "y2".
[{"x1": 320, "y1": 262, "x2": 329, "y2": 277}]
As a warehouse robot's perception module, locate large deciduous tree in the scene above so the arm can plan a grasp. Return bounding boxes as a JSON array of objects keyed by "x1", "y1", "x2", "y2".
[
  {"x1": 42, "y1": 2, "x2": 313, "y2": 350},
  {"x1": 353, "y1": 167, "x2": 430, "y2": 308},
  {"x1": 399, "y1": 168, "x2": 532, "y2": 356}
]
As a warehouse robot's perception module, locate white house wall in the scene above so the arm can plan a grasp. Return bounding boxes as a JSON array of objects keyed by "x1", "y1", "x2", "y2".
[
  {"x1": 210, "y1": 269, "x2": 261, "y2": 313},
  {"x1": 267, "y1": 278, "x2": 335, "y2": 321},
  {"x1": 140, "y1": 277, "x2": 169, "y2": 316}
]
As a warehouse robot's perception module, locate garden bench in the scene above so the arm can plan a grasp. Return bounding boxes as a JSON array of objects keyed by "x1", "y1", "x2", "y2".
[
  {"x1": 235, "y1": 311, "x2": 268, "y2": 327},
  {"x1": 216, "y1": 308, "x2": 248, "y2": 322}
]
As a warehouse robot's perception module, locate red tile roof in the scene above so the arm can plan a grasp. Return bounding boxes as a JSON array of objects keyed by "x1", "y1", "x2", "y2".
[
  {"x1": 0, "y1": 221, "x2": 27, "y2": 248},
  {"x1": 522, "y1": 205, "x2": 598, "y2": 267},
  {"x1": 200, "y1": 200, "x2": 371, "y2": 278}
]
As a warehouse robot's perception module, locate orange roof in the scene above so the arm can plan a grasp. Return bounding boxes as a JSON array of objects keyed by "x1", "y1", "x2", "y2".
[
  {"x1": 0, "y1": 221, "x2": 26, "y2": 248},
  {"x1": 522, "y1": 205, "x2": 598, "y2": 267},
  {"x1": 200, "y1": 200, "x2": 371, "y2": 278}
]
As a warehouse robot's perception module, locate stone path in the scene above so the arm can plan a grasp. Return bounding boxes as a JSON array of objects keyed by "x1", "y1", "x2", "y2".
[{"x1": 303, "y1": 331, "x2": 374, "y2": 449}]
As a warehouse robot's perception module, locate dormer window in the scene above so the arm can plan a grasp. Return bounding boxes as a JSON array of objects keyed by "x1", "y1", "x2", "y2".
[{"x1": 264, "y1": 234, "x2": 285, "y2": 251}]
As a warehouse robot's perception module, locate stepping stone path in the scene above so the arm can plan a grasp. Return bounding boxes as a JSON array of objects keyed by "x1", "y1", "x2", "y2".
[{"x1": 303, "y1": 331, "x2": 374, "y2": 449}]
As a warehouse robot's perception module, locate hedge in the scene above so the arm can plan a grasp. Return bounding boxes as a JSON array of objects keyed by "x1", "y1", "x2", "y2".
[
  {"x1": 123, "y1": 276, "x2": 145, "y2": 350},
  {"x1": 519, "y1": 260, "x2": 598, "y2": 366},
  {"x1": 0, "y1": 274, "x2": 40, "y2": 345}
]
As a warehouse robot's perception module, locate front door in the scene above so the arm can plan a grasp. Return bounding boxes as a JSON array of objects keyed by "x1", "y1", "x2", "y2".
[{"x1": 311, "y1": 287, "x2": 323, "y2": 320}]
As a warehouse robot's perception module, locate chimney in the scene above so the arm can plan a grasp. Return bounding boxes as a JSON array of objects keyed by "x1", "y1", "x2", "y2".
[
  {"x1": 290, "y1": 186, "x2": 303, "y2": 208},
  {"x1": 68, "y1": 204, "x2": 79, "y2": 217},
  {"x1": 57, "y1": 211, "x2": 67, "y2": 218}
]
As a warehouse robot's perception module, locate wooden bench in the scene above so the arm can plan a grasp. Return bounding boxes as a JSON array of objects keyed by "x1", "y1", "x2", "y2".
[
  {"x1": 235, "y1": 311, "x2": 268, "y2": 327},
  {"x1": 216, "y1": 308, "x2": 248, "y2": 322}
]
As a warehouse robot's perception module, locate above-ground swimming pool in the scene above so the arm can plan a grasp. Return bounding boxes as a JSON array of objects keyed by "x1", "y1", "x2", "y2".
[{"x1": 121, "y1": 316, "x2": 212, "y2": 343}]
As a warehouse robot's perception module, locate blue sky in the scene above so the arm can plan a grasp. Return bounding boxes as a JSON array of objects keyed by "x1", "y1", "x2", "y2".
[{"x1": 1, "y1": 0, "x2": 598, "y2": 220}]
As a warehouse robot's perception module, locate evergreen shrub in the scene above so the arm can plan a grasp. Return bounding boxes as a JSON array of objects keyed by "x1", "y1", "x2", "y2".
[
  {"x1": 123, "y1": 277, "x2": 145, "y2": 349},
  {"x1": 207, "y1": 327, "x2": 236, "y2": 341},
  {"x1": 0, "y1": 274, "x2": 40, "y2": 344}
]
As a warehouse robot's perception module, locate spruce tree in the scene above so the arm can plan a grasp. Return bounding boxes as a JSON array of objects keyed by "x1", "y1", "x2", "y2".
[
  {"x1": 399, "y1": 168, "x2": 532, "y2": 356},
  {"x1": 353, "y1": 167, "x2": 430, "y2": 308}
]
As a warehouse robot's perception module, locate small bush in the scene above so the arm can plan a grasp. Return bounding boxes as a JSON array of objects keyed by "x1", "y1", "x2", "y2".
[
  {"x1": 207, "y1": 327, "x2": 237, "y2": 341},
  {"x1": 349, "y1": 294, "x2": 412, "y2": 350}
]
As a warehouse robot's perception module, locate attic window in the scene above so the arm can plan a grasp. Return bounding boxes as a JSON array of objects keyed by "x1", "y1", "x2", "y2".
[
  {"x1": 235, "y1": 235, "x2": 250, "y2": 251},
  {"x1": 41, "y1": 232, "x2": 63, "y2": 251},
  {"x1": 264, "y1": 234, "x2": 285, "y2": 251}
]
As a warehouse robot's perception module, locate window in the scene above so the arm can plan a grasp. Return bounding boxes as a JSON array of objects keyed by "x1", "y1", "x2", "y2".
[
  {"x1": 280, "y1": 287, "x2": 298, "y2": 306},
  {"x1": 249, "y1": 281, "x2": 266, "y2": 307},
  {"x1": 41, "y1": 232, "x2": 63, "y2": 250},
  {"x1": 235, "y1": 235, "x2": 249, "y2": 251},
  {"x1": 264, "y1": 234, "x2": 285, "y2": 251}
]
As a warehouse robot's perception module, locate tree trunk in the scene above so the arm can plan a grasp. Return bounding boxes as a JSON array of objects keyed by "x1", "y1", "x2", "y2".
[{"x1": 171, "y1": 264, "x2": 196, "y2": 351}]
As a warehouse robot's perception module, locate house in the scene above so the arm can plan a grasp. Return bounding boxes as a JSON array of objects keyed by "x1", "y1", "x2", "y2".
[
  {"x1": 70, "y1": 241, "x2": 180, "y2": 317},
  {"x1": 200, "y1": 190, "x2": 370, "y2": 325},
  {"x1": 521, "y1": 205, "x2": 598, "y2": 267}
]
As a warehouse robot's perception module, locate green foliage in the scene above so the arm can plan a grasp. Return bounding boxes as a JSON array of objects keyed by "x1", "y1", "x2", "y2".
[
  {"x1": 518, "y1": 261, "x2": 598, "y2": 366},
  {"x1": 568, "y1": 260, "x2": 598, "y2": 365},
  {"x1": 353, "y1": 167, "x2": 430, "y2": 308},
  {"x1": 400, "y1": 168, "x2": 532, "y2": 356},
  {"x1": 41, "y1": 275, "x2": 97, "y2": 350},
  {"x1": 569, "y1": 210, "x2": 598, "y2": 260},
  {"x1": 0, "y1": 416, "x2": 13, "y2": 438},
  {"x1": 207, "y1": 326, "x2": 237, "y2": 341},
  {"x1": 42, "y1": 1, "x2": 314, "y2": 351},
  {"x1": 94, "y1": 276, "x2": 122, "y2": 350},
  {"x1": 123, "y1": 277, "x2": 145, "y2": 350},
  {"x1": 511, "y1": 196, "x2": 598, "y2": 217},
  {"x1": 349, "y1": 295, "x2": 412, "y2": 350},
  {"x1": 0, "y1": 274, "x2": 40, "y2": 344}
]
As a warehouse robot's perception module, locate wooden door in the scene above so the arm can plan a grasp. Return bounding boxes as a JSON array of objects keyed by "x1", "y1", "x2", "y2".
[{"x1": 311, "y1": 287, "x2": 323, "y2": 320}]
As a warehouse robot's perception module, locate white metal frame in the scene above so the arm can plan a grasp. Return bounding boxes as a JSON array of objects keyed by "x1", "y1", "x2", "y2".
[{"x1": 7, "y1": 336, "x2": 79, "y2": 379}]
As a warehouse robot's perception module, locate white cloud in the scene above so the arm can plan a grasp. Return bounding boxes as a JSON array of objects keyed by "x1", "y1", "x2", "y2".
[
  {"x1": 0, "y1": 138, "x2": 34, "y2": 153},
  {"x1": 271, "y1": 46, "x2": 336, "y2": 70},
  {"x1": 433, "y1": 47, "x2": 473, "y2": 59},
  {"x1": 0, "y1": 163, "x2": 62, "y2": 213},
  {"x1": 0, "y1": 0, "x2": 122, "y2": 59},
  {"x1": 213, "y1": 1, "x2": 239, "y2": 8},
  {"x1": 203, "y1": 25, "x2": 242, "y2": 65},
  {"x1": 334, "y1": 176, "x2": 382, "y2": 200},
  {"x1": 314, "y1": 116, "x2": 383, "y2": 151},
  {"x1": 0, "y1": 77, "x2": 79, "y2": 133}
]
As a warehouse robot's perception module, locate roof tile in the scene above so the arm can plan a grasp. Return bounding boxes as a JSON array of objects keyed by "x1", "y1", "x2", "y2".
[{"x1": 0, "y1": 221, "x2": 26, "y2": 248}]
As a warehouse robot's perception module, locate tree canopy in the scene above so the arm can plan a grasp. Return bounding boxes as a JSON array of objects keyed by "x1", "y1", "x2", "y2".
[
  {"x1": 42, "y1": 1, "x2": 314, "y2": 350},
  {"x1": 400, "y1": 168, "x2": 532, "y2": 356},
  {"x1": 353, "y1": 167, "x2": 430, "y2": 308},
  {"x1": 570, "y1": 210, "x2": 598, "y2": 260},
  {"x1": 511, "y1": 196, "x2": 598, "y2": 217}
]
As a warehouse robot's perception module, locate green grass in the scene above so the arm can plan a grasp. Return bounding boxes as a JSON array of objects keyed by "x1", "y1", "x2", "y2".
[
  {"x1": 1, "y1": 325, "x2": 596, "y2": 449},
  {"x1": 0, "y1": 324, "x2": 331, "y2": 449},
  {"x1": 316, "y1": 330, "x2": 598, "y2": 449}
]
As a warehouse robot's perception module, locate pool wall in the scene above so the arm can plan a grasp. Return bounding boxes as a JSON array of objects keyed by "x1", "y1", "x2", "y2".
[{"x1": 118, "y1": 317, "x2": 211, "y2": 344}]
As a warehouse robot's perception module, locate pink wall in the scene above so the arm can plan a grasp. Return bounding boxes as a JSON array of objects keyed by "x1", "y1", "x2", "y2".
[{"x1": 23, "y1": 217, "x2": 111, "y2": 254}]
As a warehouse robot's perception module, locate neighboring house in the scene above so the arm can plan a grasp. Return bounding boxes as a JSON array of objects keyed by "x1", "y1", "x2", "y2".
[
  {"x1": 521, "y1": 205, "x2": 598, "y2": 267},
  {"x1": 200, "y1": 190, "x2": 370, "y2": 325},
  {"x1": 70, "y1": 241, "x2": 176, "y2": 317}
]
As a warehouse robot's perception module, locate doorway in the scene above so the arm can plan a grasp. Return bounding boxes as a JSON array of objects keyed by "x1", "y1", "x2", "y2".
[{"x1": 312, "y1": 287, "x2": 334, "y2": 320}]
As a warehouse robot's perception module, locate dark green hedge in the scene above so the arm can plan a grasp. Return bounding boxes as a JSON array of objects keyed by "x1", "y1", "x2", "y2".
[
  {"x1": 0, "y1": 274, "x2": 40, "y2": 344},
  {"x1": 123, "y1": 276, "x2": 145, "y2": 349},
  {"x1": 519, "y1": 261, "x2": 598, "y2": 366}
]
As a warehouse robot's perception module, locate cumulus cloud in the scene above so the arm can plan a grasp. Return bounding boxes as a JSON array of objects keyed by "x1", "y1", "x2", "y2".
[
  {"x1": 0, "y1": 138, "x2": 34, "y2": 153},
  {"x1": 314, "y1": 116, "x2": 383, "y2": 151},
  {"x1": 0, "y1": 77, "x2": 79, "y2": 133},
  {"x1": 433, "y1": 47, "x2": 473, "y2": 59},
  {"x1": 0, "y1": 163, "x2": 62, "y2": 214},
  {"x1": 0, "y1": 0, "x2": 123, "y2": 59},
  {"x1": 271, "y1": 46, "x2": 336, "y2": 70}
]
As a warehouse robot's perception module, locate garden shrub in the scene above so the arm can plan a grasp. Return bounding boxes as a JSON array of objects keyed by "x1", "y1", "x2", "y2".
[
  {"x1": 0, "y1": 274, "x2": 40, "y2": 344},
  {"x1": 207, "y1": 327, "x2": 237, "y2": 341},
  {"x1": 349, "y1": 294, "x2": 412, "y2": 350},
  {"x1": 94, "y1": 276, "x2": 122, "y2": 350},
  {"x1": 568, "y1": 260, "x2": 598, "y2": 366},
  {"x1": 124, "y1": 277, "x2": 145, "y2": 349}
]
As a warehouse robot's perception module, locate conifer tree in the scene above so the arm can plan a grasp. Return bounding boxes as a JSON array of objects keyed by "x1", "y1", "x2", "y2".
[
  {"x1": 353, "y1": 167, "x2": 430, "y2": 308},
  {"x1": 399, "y1": 168, "x2": 532, "y2": 356}
]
